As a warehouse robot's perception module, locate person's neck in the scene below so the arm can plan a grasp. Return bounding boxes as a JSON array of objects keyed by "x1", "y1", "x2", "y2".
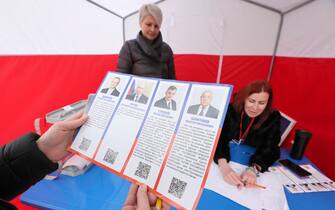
[{"x1": 140, "y1": 31, "x2": 156, "y2": 44}]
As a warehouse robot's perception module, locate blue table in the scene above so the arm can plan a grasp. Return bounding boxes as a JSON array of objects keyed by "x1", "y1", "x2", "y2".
[{"x1": 21, "y1": 144, "x2": 334, "y2": 210}]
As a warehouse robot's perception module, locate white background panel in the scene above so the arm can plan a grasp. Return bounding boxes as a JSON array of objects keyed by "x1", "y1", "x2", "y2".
[
  {"x1": 125, "y1": 0, "x2": 280, "y2": 55},
  {"x1": 277, "y1": 0, "x2": 335, "y2": 57},
  {"x1": 166, "y1": 0, "x2": 280, "y2": 55},
  {"x1": 124, "y1": 11, "x2": 141, "y2": 41},
  {"x1": 0, "y1": 0, "x2": 123, "y2": 54},
  {"x1": 219, "y1": 0, "x2": 280, "y2": 55}
]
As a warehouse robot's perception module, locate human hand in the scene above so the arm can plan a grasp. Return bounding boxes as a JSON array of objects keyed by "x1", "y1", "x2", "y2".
[
  {"x1": 240, "y1": 168, "x2": 257, "y2": 188},
  {"x1": 36, "y1": 110, "x2": 88, "y2": 163},
  {"x1": 122, "y1": 184, "x2": 170, "y2": 210},
  {"x1": 218, "y1": 159, "x2": 243, "y2": 187}
]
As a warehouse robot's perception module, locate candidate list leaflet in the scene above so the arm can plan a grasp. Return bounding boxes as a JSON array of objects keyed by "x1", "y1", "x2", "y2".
[{"x1": 70, "y1": 72, "x2": 232, "y2": 210}]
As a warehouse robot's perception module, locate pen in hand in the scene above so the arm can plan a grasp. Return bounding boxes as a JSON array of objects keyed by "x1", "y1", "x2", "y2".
[{"x1": 242, "y1": 180, "x2": 266, "y2": 189}]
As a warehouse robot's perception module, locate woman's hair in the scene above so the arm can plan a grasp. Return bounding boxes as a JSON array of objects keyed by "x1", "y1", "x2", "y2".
[
  {"x1": 233, "y1": 80, "x2": 274, "y2": 129},
  {"x1": 139, "y1": 4, "x2": 163, "y2": 27}
]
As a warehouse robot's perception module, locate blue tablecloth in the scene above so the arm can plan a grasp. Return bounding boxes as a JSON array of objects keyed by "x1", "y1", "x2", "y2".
[{"x1": 21, "y1": 143, "x2": 335, "y2": 210}]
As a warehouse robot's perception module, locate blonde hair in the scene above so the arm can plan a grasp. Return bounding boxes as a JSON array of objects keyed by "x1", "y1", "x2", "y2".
[{"x1": 139, "y1": 3, "x2": 163, "y2": 27}]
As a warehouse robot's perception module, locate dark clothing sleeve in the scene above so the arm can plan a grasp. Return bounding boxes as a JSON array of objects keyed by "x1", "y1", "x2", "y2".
[
  {"x1": 0, "y1": 132, "x2": 58, "y2": 201},
  {"x1": 248, "y1": 111, "x2": 281, "y2": 172},
  {"x1": 117, "y1": 41, "x2": 133, "y2": 74},
  {"x1": 167, "y1": 53, "x2": 176, "y2": 80}
]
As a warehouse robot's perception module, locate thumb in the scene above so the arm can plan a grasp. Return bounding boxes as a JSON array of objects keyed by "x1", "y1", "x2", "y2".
[
  {"x1": 137, "y1": 185, "x2": 151, "y2": 210},
  {"x1": 61, "y1": 115, "x2": 88, "y2": 130}
]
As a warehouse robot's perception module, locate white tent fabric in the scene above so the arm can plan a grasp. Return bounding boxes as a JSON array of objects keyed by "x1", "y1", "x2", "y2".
[
  {"x1": 0, "y1": 0, "x2": 280, "y2": 55},
  {"x1": 278, "y1": 0, "x2": 335, "y2": 57},
  {"x1": 0, "y1": 0, "x2": 123, "y2": 54},
  {"x1": 2, "y1": 0, "x2": 334, "y2": 57}
]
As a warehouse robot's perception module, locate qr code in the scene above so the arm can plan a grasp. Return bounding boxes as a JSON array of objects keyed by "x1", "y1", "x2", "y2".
[
  {"x1": 168, "y1": 177, "x2": 187, "y2": 199},
  {"x1": 134, "y1": 161, "x2": 151, "y2": 180},
  {"x1": 103, "y1": 148, "x2": 118, "y2": 164},
  {"x1": 79, "y1": 137, "x2": 91, "y2": 151}
]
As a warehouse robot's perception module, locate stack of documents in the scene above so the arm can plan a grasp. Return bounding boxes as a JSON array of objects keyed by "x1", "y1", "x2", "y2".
[{"x1": 278, "y1": 164, "x2": 335, "y2": 193}]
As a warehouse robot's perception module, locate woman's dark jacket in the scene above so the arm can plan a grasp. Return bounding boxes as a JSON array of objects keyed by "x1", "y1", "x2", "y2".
[
  {"x1": 117, "y1": 31, "x2": 176, "y2": 79},
  {"x1": 214, "y1": 104, "x2": 281, "y2": 172}
]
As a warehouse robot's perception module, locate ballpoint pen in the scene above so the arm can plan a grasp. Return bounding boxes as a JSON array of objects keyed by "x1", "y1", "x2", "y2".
[
  {"x1": 243, "y1": 180, "x2": 266, "y2": 189},
  {"x1": 250, "y1": 182, "x2": 266, "y2": 189},
  {"x1": 155, "y1": 198, "x2": 162, "y2": 210}
]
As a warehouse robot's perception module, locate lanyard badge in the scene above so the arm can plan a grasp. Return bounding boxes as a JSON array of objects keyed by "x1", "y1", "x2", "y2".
[{"x1": 232, "y1": 112, "x2": 254, "y2": 145}]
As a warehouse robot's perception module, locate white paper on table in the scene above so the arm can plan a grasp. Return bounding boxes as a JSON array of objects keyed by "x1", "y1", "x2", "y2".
[
  {"x1": 205, "y1": 161, "x2": 289, "y2": 210},
  {"x1": 260, "y1": 167, "x2": 290, "y2": 210}
]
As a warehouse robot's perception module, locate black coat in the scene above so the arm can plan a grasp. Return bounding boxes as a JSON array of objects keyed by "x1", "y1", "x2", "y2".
[
  {"x1": 117, "y1": 32, "x2": 176, "y2": 79},
  {"x1": 214, "y1": 104, "x2": 281, "y2": 172},
  {"x1": 0, "y1": 133, "x2": 58, "y2": 209}
]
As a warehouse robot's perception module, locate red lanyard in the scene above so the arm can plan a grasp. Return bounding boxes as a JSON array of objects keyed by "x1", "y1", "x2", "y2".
[{"x1": 239, "y1": 111, "x2": 254, "y2": 142}]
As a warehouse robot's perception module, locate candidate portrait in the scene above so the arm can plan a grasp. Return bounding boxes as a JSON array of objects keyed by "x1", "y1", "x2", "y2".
[
  {"x1": 154, "y1": 85, "x2": 177, "y2": 111},
  {"x1": 125, "y1": 82, "x2": 149, "y2": 104},
  {"x1": 187, "y1": 90, "x2": 219, "y2": 119},
  {"x1": 100, "y1": 77, "x2": 121, "y2": 97}
]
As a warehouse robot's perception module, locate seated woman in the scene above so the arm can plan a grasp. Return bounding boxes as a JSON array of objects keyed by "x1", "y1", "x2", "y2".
[
  {"x1": 117, "y1": 3, "x2": 176, "y2": 79},
  {"x1": 214, "y1": 80, "x2": 281, "y2": 187}
]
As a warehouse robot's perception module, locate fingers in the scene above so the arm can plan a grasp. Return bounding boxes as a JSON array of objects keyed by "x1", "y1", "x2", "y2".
[
  {"x1": 61, "y1": 114, "x2": 88, "y2": 130},
  {"x1": 225, "y1": 171, "x2": 243, "y2": 186},
  {"x1": 241, "y1": 172, "x2": 256, "y2": 188},
  {"x1": 124, "y1": 184, "x2": 139, "y2": 206},
  {"x1": 137, "y1": 184, "x2": 151, "y2": 210},
  {"x1": 147, "y1": 190, "x2": 157, "y2": 206},
  {"x1": 123, "y1": 184, "x2": 170, "y2": 210},
  {"x1": 231, "y1": 174, "x2": 244, "y2": 187}
]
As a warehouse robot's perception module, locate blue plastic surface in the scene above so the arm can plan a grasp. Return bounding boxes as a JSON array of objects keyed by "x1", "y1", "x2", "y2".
[{"x1": 21, "y1": 143, "x2": 335, "y2": 210}]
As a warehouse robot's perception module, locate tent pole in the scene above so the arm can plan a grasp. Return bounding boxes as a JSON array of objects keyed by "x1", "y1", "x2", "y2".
[
  {"x1": 122, "y1": 19, "x2": 125, "y2": 43},
  {"x1": 86, "y1": 0, "x2": 123, "y2": 18},
  {"x1": 216, "y1": 55, "x2": 223, "y2": 84},
  {"x1": 239, "y1": 0, "x2": 281, "y2": 14},
  {"x1": 284, "y1": 0, "x2": 316, "y2": 15},
  {"x1": 267, "y1": 13, "x2": 283, "y2": 81}
]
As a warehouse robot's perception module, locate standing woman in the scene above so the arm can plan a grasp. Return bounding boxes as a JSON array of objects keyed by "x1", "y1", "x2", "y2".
[
  {"x1": 214, "y1": 80, "x2": 281, "y2": 187},
  {"x1": 117, "y1": 3, "x2": 176, "y2": 79}
]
